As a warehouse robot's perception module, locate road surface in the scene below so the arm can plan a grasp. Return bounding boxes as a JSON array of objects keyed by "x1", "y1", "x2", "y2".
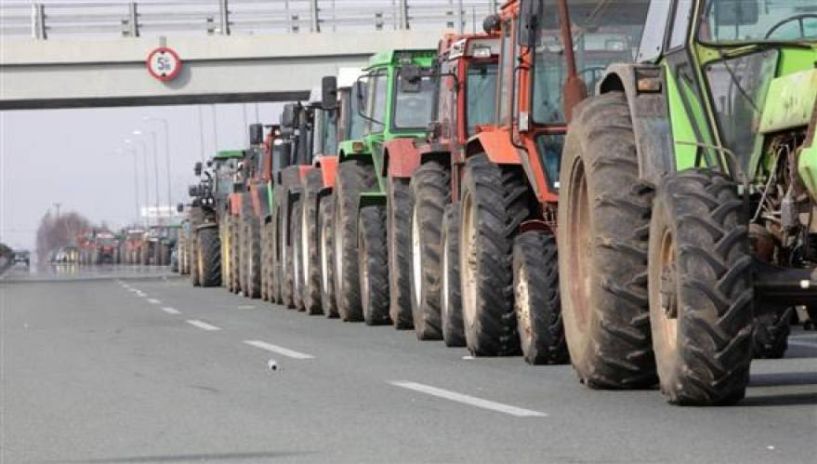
[{"x1": 2, "y1": 266, "x2": 816, "y2": 463}]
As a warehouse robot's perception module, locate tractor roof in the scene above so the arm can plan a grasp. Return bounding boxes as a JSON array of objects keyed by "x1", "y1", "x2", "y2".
[
  {"x1": 366, "y1": 49, "x2": 437, "y2": 70},
  {"x1": 213, "y1": 150, "x2": 244, "y2": 160},
  {"x1": 337, "y1": 67, "x2": 363, "y2": 88}
]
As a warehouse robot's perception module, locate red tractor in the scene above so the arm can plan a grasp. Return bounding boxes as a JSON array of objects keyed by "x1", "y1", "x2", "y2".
[
  {"x1": 388, "y1": 32, "x2": 500, "y2": 344},
  {"x1": 427, "y1": 0, "x2": 648, "y2": 363}
]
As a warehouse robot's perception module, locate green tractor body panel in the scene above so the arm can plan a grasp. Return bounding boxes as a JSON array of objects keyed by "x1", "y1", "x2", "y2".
[
  {"x1": 758, "y1": 69, "x2": 817, "y2": 134},
  {"x1": 213, "y1": 149, "x2": 244, "y2": 160},
  {"x1": 800, "y1": 134, "x2": 817, "y2": 202},
  {"x1": 340, "y1": 49, "x2": 437, "y2": 195}
]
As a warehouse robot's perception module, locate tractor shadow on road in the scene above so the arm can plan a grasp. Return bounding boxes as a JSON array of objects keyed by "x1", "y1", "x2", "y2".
[{"x1": 741, "y1": 371, "x2": 817, "y2": 407}]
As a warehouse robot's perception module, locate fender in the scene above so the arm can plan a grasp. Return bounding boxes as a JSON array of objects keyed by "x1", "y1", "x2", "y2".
[
  {"x1": 337, "y1": 139, "x2": 370, "y2": 163},
  {"x1": 598, "y1": 64, "x2": 673, "y2": 187},
  {"x1": 359, "y1": 191, "x2": 387, "y2": 209},
  {"x1": 382, "y1": 138, "x2": 422, "y2": 179},
  {"x1": 313, "y1": 155, "x2": 339, "y2": 190},
  {"x1": 418, "y1": 141, "x2": 453, "y2": 165},
  {"x1": 298, "y1": 165, "x2": 312, "y2": 182},
  {"x1": 249, "y1": 183, "x2": 263, "y2": 218},
  {"x1": 464, "y1": 128, "x2": 522, "y2": 165},
  {"x1": 228, "y1": 193, "x2": 242, "y2": 216}
]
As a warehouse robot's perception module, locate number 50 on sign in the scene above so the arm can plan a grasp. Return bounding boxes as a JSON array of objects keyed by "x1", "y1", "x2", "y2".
[{"x1": 146, "y1": 47, "x2": 183, "y2": 82}]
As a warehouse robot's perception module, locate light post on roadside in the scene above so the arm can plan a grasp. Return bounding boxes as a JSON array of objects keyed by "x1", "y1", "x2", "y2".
[
  {"x1": 143, "y1": 116, "x2": 172, "y2": 216},
  {"x1": 125, "y1": 138, "x2": 151, "y2": 226},
  {"x1": 133, "y1": 130, "x2": 160, "y2": 224},
  {"x1": 113, "y1": 148, "x2": 140, "y2": 222}
]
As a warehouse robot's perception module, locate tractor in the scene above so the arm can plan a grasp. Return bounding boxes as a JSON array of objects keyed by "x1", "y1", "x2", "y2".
[
  {"x1": 326, "y1": 49, "x2": 438, "y2": 325},
  {"x1": 438, "y1": 0, "x2": 648, "y2": 363},
  {"x1": 557, "y1": 0, "x2": 817, "y2": 405},
  {"x1": 402, "y1": 32, "x2": 500, "y2": 345},
  {"x1": 214, "y1": 150, "x2": 248, "y2": 292},
  {"x1": 303, "y1": 68, "x2": 366, "y2": 319}
]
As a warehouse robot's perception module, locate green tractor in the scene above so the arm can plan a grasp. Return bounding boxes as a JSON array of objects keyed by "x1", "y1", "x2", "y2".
[
  {"x1": 558, "y1": 0, "x2": 816, "y2": 405},
  {"x1": 327, "y1": 49, "x2": 437, "y2": 324}
]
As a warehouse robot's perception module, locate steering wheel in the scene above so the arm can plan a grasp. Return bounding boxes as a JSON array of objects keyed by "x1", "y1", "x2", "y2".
[{"x1": 765, "y1": 14, "x2": 817, "y2": 39}]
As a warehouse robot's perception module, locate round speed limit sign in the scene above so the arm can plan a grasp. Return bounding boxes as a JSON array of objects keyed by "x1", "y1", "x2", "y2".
[{"x1": 146, "y1": 47, "x2": 183, "y2": 82}]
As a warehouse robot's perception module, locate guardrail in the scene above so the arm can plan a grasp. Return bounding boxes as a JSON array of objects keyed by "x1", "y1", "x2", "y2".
[{"x1": 0, "y1": 0, "x2": 500, "y2": 39}]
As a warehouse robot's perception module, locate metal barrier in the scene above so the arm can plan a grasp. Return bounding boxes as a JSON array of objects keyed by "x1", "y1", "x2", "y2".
[{"x1": 0, "y1": 0, "x2": 500, "y2": 39}]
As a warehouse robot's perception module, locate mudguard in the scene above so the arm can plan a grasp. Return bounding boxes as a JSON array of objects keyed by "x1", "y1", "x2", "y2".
[
  {"x1": 465, "y1": 128, "x2": 522, "y2": 165},
  {"x1": 313, "y1": 155, "x2": 339, "y2": 190},
  {"x1": 338, "y1": 139, "x2": 370, "y2": 163},
  {"x1": 228, "y1": 193, "x2": 243, "y2": 216},
  {"x1": 383, "y1": 138, "x2": 422, "y2": 178},
  {"x1": 598, "y1": 63, "x2": 673, "y2": 187}
]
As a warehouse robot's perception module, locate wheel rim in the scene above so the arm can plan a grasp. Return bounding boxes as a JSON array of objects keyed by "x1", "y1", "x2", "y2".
[
  {"x1": 515, "y1": 264, "x2": 532, "y2": 352},
  {"x1": 653, "y1": 227, "x2": 679, "y2": 354},
  {"x1": 461, "y1": 190, "x2": 478, "y2": 329},
  {"x1": 334, "y1": 203, "x2": 344, "y2": 293},
  {"x1": 302, "y1": 202, "x2": 310, "y2": 287},
  {"x1": 411, "y1": 204, "x2": 422, "y2": 306},
  {"x1": 320, "y1": 213, "x2": 330, "y2": 294},
  {"x1": 567, "y1": 159, "x2": 592, "y2": 335},
  {"x1": 441, "y1": 225, "x2": 450, "y2": 321},
  {"x1": 359, "y1": 220, "x2": 370, "y2": 316}
]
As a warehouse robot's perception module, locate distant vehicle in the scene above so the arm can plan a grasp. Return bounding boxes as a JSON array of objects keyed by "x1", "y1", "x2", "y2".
[{"x1": 13, "y1": 250, "x2": 30, "y2": 267}]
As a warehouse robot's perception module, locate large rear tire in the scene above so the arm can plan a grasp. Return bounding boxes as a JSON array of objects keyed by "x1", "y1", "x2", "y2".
[
  {"x1": 264, "y1": 220, "x2": 280, "y2": 303},
  {"x1": 648, "y1": 169, "x2": 753, "y2": 405},
  {"x1": 190, "y1": 232, "x2": 201, "y2": 287},
  {"x1": 512, "y1": 230, "x2": 568, "y2": 365},
  {"x1": 197, "y1": 227, "x2": 222, "y2": 287},
  {"x1": 319, "y1": 194, "x2": 339, "y2": 318},
  {"x1": 291, "y1": 197, "x2": 305, "y2": 311},
  {"x1": 333, "y1": 160, "x2": 374, "y2": 322},
  {"x1": 460, "y1": 154, "x2": 530, "y2": 356},
  {"x1": 558, "y1": 91, "x2": 657, "y2": 389},
  {"x1": 441, "y1": 203, "x2": 465, "y2": 347},
  {"x1": 300, "y1": 170, "x2": 323, "y2": 315},
  {"x1": 409, "y1": 161, "x2": 450, "y2": 340},
  {"x1": 358, "y1": 204, "x2": 391, "y2": 325},
  {"x1": 387, "y1": 177, "x2": 414, "y2": 330},
  {"x1": 242, "y1": 202, "x2": 262, "y2": 299},
  {"x1": 230, "y1": 214, "x2": 242, "y2": 293}
]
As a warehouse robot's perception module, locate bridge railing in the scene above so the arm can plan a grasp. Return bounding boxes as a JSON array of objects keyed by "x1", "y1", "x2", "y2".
[{"x1": 0, "y1": 0, "x2": 500, "y2": 40}]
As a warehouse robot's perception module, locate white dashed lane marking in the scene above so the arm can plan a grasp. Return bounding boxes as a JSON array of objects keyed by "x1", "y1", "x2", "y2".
[
  {"x1": 389, "y1": 381, "x2": 547, "y2": 418},
  {"x1": 186, "y1": 320, "x2": 221, "y2": 331},
  {"x1": 161, "y1": 307, "x2": 181, "y2": 315},
  {"x1": 243, "y1": 340, "x2": 315, "y2": 360}
]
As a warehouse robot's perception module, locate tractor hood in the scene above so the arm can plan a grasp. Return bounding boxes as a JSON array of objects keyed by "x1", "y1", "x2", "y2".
[{"x1": 759, "y1": 69, "x2": 817, "y2": 135}]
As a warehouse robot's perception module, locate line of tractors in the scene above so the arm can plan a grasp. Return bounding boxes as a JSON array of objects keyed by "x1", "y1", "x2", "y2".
[
  {"x1": 53, "y1": 225, "x2": 180, "y2": 267},
  {"x1": 178, "y1": 0, "x2": 817, "y2": 406}
]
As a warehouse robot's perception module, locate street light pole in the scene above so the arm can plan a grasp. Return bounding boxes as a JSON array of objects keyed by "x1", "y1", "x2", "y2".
[
  {"x1": 143, "y1": 117, "x2": 172, "y2": 214},
  {"x1": 126, "y1": 137, "x2": 151, "y2": 226},
  {"x1": 133, "y1": 130, "x2": 160, "y2": 224}
]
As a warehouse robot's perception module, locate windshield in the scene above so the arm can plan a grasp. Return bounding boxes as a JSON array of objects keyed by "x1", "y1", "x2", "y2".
[
  {"x1": 466, "y1": 63, "x2": 498, "y2": 135},
  {"x1": 700, "y1": 0, "x2": 817, "y2": 43},
  {"x1": 347, "y1": 83, "x2": 367, "y2": 141},
  {"x1": 393, "y1": 71, "x2": 436, "y2": 130},
  {"x1": 532, "y1": 0, "x2": 649, "y2": 124},
  {"x1": 321, "y1": 109, "x2": 338, "y2": 155},
  {"x1": 366, "y1": 73, "x2": 388, "y2": 133}
]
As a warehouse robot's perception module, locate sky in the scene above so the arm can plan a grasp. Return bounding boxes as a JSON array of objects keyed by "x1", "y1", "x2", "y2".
[{"x1": 0, "y1": 103, "x2": 283, "y2": 250}]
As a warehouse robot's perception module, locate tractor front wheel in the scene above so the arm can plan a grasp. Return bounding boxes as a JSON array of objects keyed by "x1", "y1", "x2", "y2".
[
  {"x1": 441, "y1": 203, "x2": 465, "y2": 347},
  {"x1": 648, "y1": 169, "x2": 753, "y2": 405},
  {"x1": 358, "y1": 204, "x2": 390, "y2": 325},
  {"x1": 319, "y1": 194, "x2": 339, "y2": 318},
  {"x1": 197, "y1": 227, "x2": 222, "y2": 287}
]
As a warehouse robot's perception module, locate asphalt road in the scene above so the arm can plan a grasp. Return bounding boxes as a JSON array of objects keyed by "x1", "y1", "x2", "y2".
[{"x1": 2, "y1": 266, "x2": 816, "y2": 463}]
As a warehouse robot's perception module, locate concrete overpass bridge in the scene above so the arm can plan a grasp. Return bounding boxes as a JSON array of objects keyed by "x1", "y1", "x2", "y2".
[{"x1": 0, "y1": 0, "x2": 498, "y2": 110}]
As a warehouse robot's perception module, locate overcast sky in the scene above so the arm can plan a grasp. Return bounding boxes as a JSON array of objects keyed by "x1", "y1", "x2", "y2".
[{"x1": 0, "y1": 103, "x2": 283, "y2": 250}]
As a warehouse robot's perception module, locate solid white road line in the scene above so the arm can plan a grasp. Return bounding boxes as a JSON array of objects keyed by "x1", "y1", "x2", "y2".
[
  {"x1": 389, "y1": 381, "x2": 548, "y2": 418},
  {"x1": 161, "y1": 307, "x2": 181, "y2": 315},
  {"x1": 186, "y1": 319, "x2": 221, "y2": 331},
  {"x1": 243, "y1": 340, "x2": 315, "y2": 360},
  {"x1": 146, "y1": 298, "x2": 161, "y2": 305}
]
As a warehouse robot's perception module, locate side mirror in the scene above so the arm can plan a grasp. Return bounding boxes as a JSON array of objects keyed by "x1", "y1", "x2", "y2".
[
  {"x1": 517, "y1": 0, "x2": 542, "y2": 48},
  {"x1": 194, "y1": 161, "x2": 203, "y2": 176},
  {"x1": 715, "y1": 0, "x2": 758, "y2": 26},
  {"x1": 206, "y1": 160, "x2": 213, "y2": 168},
  {"x1": 176, "y1": 203, "x2": 184, "y2": 213},
  {"x1": 483, "y1": 13, "x2": 500, "y2": 33},
  {"x1": 249, "y1": 123, "x2": 263, "y2": 145},
  {"x1": 188, "y1": 184, "x2": 199, "y2": 197},
  {"x1": 400, "y1": 64, "x2": 422, "y2": 93},
  {"x1": 321, "y1": 76, "x2": 338, "y2": 110},
  {"x1": 281, "y1": 103, "x2": 297, "y2": 129}
]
